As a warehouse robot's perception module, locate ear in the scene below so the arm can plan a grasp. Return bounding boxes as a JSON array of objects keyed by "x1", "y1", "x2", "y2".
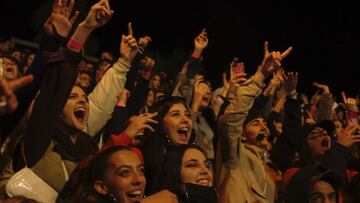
[
  {"x1": 94, "y1": 180, "x2": 108, "y2": 195},
  {"x1": 240, "y1": 133, "x2": 247, "y2": 143}
]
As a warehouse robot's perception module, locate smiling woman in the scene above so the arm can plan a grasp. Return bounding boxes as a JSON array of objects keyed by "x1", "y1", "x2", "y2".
[
  {"x1": 150, "y1": 144, "x2": 217, "y2": 203},
  {"x1": 67, "y1": 145, "x2": 146, "y2": 203}
]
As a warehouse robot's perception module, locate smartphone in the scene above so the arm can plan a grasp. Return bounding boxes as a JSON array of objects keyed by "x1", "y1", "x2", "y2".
[{"x1": 231, "y1": 57, "x2": 245, "y2": 76}]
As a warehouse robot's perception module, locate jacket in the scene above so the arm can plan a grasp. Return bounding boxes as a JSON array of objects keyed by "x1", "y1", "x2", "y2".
[{"x1": 216, "y1": 75, "x2": 276, "y2": 203}]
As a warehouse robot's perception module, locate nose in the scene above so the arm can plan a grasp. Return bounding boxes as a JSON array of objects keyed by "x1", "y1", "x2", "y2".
[
  {"x1": 199, "y1": 163, "x2": 211, "y2": 176},
  {"x1": 180, "y1": 114, "x2": 191, "y2": 124},
  {"x1": 131, "y1": 171, "x2": 145, "y2": 186}
]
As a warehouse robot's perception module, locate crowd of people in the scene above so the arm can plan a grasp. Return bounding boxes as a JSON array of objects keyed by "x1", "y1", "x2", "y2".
[{"x1": 0, "y1": 0, "x2": 359, "y2": 202}]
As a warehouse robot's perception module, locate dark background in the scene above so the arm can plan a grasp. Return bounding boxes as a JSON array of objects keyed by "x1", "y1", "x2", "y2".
[{"x1": 1, "y1": 0, "x2": 359, "y2": 99}]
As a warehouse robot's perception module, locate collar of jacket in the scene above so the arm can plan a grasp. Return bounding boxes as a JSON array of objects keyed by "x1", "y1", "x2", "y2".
[{"x1": 243, "y1": 144, "x2": 269, "y2": 162}]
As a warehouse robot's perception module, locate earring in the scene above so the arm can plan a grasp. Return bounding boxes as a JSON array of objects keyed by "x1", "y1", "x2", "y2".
[
  {"x1": 165, "y1": 134, "x2": 170, "y2": 143},
  {"x1": 108, "y1": 193, "x2": 118, "y2": 203}
]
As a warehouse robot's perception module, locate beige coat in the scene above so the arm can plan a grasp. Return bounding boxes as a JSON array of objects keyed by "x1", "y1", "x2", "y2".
[{"x1": 216, "y1": 74, "x2": 275, "y2": 203}]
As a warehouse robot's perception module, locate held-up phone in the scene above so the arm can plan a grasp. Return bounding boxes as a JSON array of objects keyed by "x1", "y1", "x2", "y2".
[{"x1": 231, "y1": 57, "x2": 245, "y2": 76}]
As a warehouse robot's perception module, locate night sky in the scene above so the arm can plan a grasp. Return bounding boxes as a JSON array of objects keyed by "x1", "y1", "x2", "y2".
[{"x1": 1, "y1": 0, "x2": 359, "y2": 98}]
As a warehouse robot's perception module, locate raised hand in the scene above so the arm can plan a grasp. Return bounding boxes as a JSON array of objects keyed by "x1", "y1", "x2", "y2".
[
  {"x1": 271, "y1": 68, "x2": 286, "y2": 88},
  {"x1": 193, "y1": 28, "x2": 208, "y2": 55},
  {"x1": 138, "y1": 36, "x2": 152, "y2": 48},
  {"x1": 337, "y1": 124, "x2": 360, "y2": 148},
  {"x1": 120, "y1": 22, "x2": 138, "y2": 65},
  {"x1": 283, "y1": 72, "x2": 299, "y2": 94},
  {"x1": 313, "y1": 82, "x2": 330, "y2": 94},
  {"x1": 191, "y1": 77, "x2": 209, "y2": 112},
  {"x1": 305, "y1": 110, "x2": 316, "y2": 125},
  {"x1": 341, "y1": 91, "x2": 358, "y2": 112},
  {"x1": 124, "y1": 112, "x2": 158, "y2": 145},
  {"x1": 0, "y1": 75, "x2": 33, "y2": 116},
  {"x1": 80, "y1": 0, "x2": 114, "y2": 30},
  {"x1": 259, "y1": 41, "x2": 293, "y2": 78},
  {"x1": 44, "y1": 0, "x2": 79, "y2": 37}
]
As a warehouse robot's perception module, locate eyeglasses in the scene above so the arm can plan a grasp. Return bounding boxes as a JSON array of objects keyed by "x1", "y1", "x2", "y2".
[{"x1": 308, "y1": 128, "x2": 328, "y2": 140}]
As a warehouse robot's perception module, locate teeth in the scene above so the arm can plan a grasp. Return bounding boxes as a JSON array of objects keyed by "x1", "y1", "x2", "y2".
[
  {"x1": 129, "y1": 190, "x2": 142, "y2": 195},
  {"x1": 178, "y1": 127, "x2": 189, "y2": 132},
  {"x1": 197, "y1": 179, "x2": 209, "y2": 185},
  {"x1": 75, "y1": 107, "x2": 86, "y2": 111},
  {"x1": 127, "y1": 190, "x2": 142, "y2": 198}
]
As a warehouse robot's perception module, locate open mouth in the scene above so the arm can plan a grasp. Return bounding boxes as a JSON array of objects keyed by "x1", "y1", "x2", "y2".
[
  {"x1": 177, "y1": 127, "x2": 189, "y2": 140},
  {"x1": 321, "y1": 139, "x2": 330, "y2": 149},
  {"x1": 126, "y1": 189, "x2": 143, "y2": 199},
  {"x1": 73, "y1": 108, "x2": 86, "y2": 122},
  {"x1": 5, "y1": 67, "x2": 13, "y2": 72}
]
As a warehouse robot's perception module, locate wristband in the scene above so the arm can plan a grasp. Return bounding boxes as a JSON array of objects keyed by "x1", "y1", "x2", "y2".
[
  {"x1": 116, "y1": 101, "x2": 126, "y2": 107},
  {"x1": 67, "y1": 37, "x2": 83, "y2": 50},
  {"x1": 191, "y1": 52, "x2": 201, "y2": 59}
]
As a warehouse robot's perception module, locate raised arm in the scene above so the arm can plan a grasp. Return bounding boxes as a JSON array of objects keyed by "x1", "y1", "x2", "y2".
[
  {"x1": 23, "y1": 0, "x2": 114, "y2": 166},
  {"x1": 218, "y1": 41, "x2": 292, "y2": 163},
  {"x1": 85, "y1": 22, "x2": 138, "y2": 136}
]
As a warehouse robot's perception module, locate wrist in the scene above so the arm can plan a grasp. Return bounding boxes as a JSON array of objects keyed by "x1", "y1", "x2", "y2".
[
  {"x1": 119, "y1": 57, "x2": 132, "y2": 67},
  {"x1": 191, "y1": 102, "x2": 200, "y2": 112},
  {"x1": 192, "y1": 50, "x2": 202, "y2": 58},
  {"x1": 254, "y1": 71, "x2": 266, "y2": 83},
  {"x1": 116, "y1": 101, "x2": 126, "y2": 107},
  {"x1": 78, "y1": 22, "x2": 95, "y2": 33}
]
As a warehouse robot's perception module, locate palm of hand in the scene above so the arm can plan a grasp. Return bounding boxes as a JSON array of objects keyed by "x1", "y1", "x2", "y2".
[{"x1": 52, "y1": 14, "x2": 72, "y2": 37}]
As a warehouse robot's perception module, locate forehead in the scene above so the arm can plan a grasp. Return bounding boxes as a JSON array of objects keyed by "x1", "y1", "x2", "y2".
[
  {"x1": 182, "y1": 148, "x2": 206, "y2": 161},
  {"x1": 2, "y1": 57, "x2": 17, "y2": 65},
  {"x1": 108, "y1": 150, "x2": 141, "y2": 168},
  {"x1": 311, "y1": 180, "x2": 336, "y2": 192},
  {"x1": 71, "y1": 86, "x2": 86, "y2": 94},
  {"x1": 168, "y1": 103, "x2": 188, "y2": 112},
  {"x1": 247, "y1": 117, "x2": 266, "y2": 126}
]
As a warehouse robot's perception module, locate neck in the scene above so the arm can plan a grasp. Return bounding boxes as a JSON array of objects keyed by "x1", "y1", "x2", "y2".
[{"x1": 57, "y1": 121, "x2": 82, "y2": 144}]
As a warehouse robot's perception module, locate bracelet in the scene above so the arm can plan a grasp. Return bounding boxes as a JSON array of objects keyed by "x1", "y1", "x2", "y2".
[
  {"x1": 67, "y1": 37, "x2": 83, "y2": 50},
  {"x1": 191, "y1": 52, "x2": 201, "y2": 59},
  {"x1": 116, "y1": 101, "x2": 126, "y2": 107}
]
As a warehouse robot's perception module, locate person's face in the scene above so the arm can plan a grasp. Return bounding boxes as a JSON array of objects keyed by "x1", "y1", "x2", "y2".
[
  {"x1": 309, "y1": 180, "x2": 337, "y2": 203},
  {"x1": 26, "y1": 53, "x2": 35, "y2": 66},
  {"x1": 273, "y1": 121, "x2": 283, "y2": 134},
  {"x1": 77, "y1": 73, "x2": 91, "y2": 89},
  {"x1": 96, "y1": 62, "x2": 110, "y2": 83},
  {"x1": 181, "y1": 148, "x2": 213, "y2": 187},
  {"x1": 336, "y1": 111, "x2": 344, "y2": 120},
  {"x1": 155, "y1": 92, "x2": 165, "y2": 103},
  {"x1": 97, "y1": 150, "x2": 146, "y2": 203},
  {"x1": 163, "y1": 103, "x2": 193, "y2": 144},
  {"x1": 150, "y1": 75, "x2": 161, "y2": 89},
  {"x1": 307, "y1": 127, "x2": 331, "y2": 158},
  {"x1": 244, "y1": 118, "x2": 271, "y2": 149},
  {"x1": 2, "y1": 57, "x2": 19, "y2": 80},
  {"x1": 146, "y1": 90, "x2": 155, "y2": 107},
  {"x1": 61, "y1": 86, "x2": 89, "y2": 131},
  {"x1": 11, "y1": 51, "x2": 21, "y2": 62},
  {"x1": 101, "y1": 52, "x2": 114, "y2": 62},
  {"x1": 198, "y1": 82, "x2": 211, "y2": 108}
]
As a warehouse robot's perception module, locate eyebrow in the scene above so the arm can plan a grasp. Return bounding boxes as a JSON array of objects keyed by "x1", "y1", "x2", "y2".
[
  {"x1": 184, "y1": 159, "x2": 198, "y2": 164},
  {"x1": 114, "y1": 164, "x2": 144, "y2": 173}
]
